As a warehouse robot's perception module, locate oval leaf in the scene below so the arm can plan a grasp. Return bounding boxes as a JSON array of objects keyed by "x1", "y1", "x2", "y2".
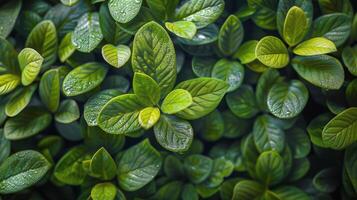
[
  {"x1": 255, "y1": 151, "x2": 284, "y2": 186},
  {"x1": 39, "y1": 69, "x2": 60, "y2": 112},
  {"x1": 108, "y1": 0, "x2": 143, "y2": 23},
  {"x1": 55, "y1": 99, "x2": 80, "y2": 124},
  {"x1": 211, "y1": 59, "x2": 245, "y2": 92},
  {"x1": 218, "y1": 15, "x2": 244, "y2": 56},
  {"x1": 161, "y1": 89, "x2": 192, "y2": 114},
  {"x1": 138, "y1": 107, "x2": 160, "y2": 130},
  {"x1": 5, "y1": 84, "x2": 37, "y2": 117},
  {"x1": 293, "y1": 37, "x2": 337, "y2": 56},
  {"x1": 256, "y1": 36, "x2": 289, "y2": 68},
  {"x1": 0, "y1": 74, "x2": 20, "y2": 96},
  {"x1": 283, "y1": 6, "x2": 308, "y2": 46},
  {"x1": 18, "y1": 48, "x2": 43, "y2": 86},
  {"x1": 91, "y1": 183, "x2": 117, "y2": 200},
  {"x1": 90, "y1": 147, "x2": 117, "y2": 180}
]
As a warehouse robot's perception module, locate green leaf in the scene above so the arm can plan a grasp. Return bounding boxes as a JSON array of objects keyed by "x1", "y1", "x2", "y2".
[
  {"x1": 108, "y1": 0, "x2": 142, "y2": 23},
  {"x1": 18, "y1": 48, "x2": 43, "y2": 86},
  {"x1": 344, "y1": 143, "x2": 357, "y2": 194},
  {"x1": 26, "y1": 20, "x2": 58, "y2": 69},
  {"x1": 90, "y1": 147, "x2": 117, "y2": 180},
  {"x1": 0, "y1": 150, "x2": 51, "y2": 194},
  {"x1": 0, "y1": 74, "x2": 20, "y2": 96},
  {"x1": 153, "y1": 181, "x2": 183, "y2": 200},
  {"x1": 313, "y1": 168, "x2": 339, "y2": 193},
  {"x1": 255, "y1": 151, "x2": 284, "y2": 186},
  {"x1": 272, "y1": 186, "x2": 311, "y2": 200},
  {"x1": 322, "y1": 107, "x2": 357, "y2": 149},
  {"x1": 318, "y1": 0, "x2": 353, "y2": 17},
  {"x1": 222, "y1": 111, "x2": 251, "y2": 139},
  {"x1": 55, "y1": 99, "x2": 80, "y2": 124},
  {"x1": 62, "y1": 62, "x2": 108, "y2": 96},
  {"x1": 307, "y1": 113, "x2": 333, "y2": 148},
  {"x1": 293, "y1": 37, "x2": 337, "y2": 56},
  {"x1": 0, "y1": 0, "x2": 22, "y2": 38},
  {"x1": 175, "y1": 0, "x2": 225, "y2": 28},
  {"x1": 211, "y1": 59, "x2": 245, "y2": 92},
  {"x1": 117, "y1": 139, "x2": 162, "y2": 191},
  {"x1": 232, "y1": 180, "x2": 265, "y2": 200},
  {"x1": 346, "y1": 79, "x2": 357, "y2": 107},
  {"x1": 218, "y1": 15, "x2": 244, "y2": 56},
  {"x1": 133, "y1": 72, "x2": 161, "y2": 106},
  {"x1": 184, "y1": 154, "x2": 213, "y2": 184},
  {"x1": 139, "y1": 107, "x2": 160, "y2": 130},
  {"x1": 283, "y1": 6, "x2": 308, "y2": 46},
  {"x1": 292, "y1": 55, "x2": 344, "y2": 90},
  {"x1": 58, "y1": 32, "x2": 76, "y2": 63},
  {"x1": 39, "y1": 69, "x2": 60, "y2": 113},
  {"x1": 342, "y1": 45, "x2": 357, "y2": 76},
  {"x1": 267, "y1": 80, "x2": 309, "y2": 119},
  {"x1": 198, "y1": 110, "x2": 224, "y2": 141},
  {"x1": 54, "y1": 146, "x2": 89, "y2": 185},
  {"x1": 312, "y1": 13, "x2": 351, "y2": 47},
  {"x1": 165, "y1": 21, "x2": 197, "y2": 39},
  {"x1": 161, "y1": 89, "x2": 192, "y2": 114},
  {"x1": 233, "y1": 40, "x2": 258, "y2": 64},
  {"x1": 287, "y1": 158, "x2": 310, "y2": 182},
  {"x1": 286, "y1": 128, "x2": 311, "y2": 159},
  {"x1": 84, "y1": 89, "x2": 123, "y2": 126},
  {"x1": 154, "y1": 115, "x2": 193, "y2": 152},
  {"x1": 147, "y1": 0, "x2": 178, "y2": 20},
  {"x1": 72, "y1": 12, "x2": 103, "y2": 53},
  {"x1": 256, "y1": 69, "x2": 282, "y2": 110},
  {"x1": 202, "y1": 157, "x2": 234, "y2": 188},
  {"x1": 0, "y1": 38, "x2": 19, "y2": 74},
  {"x1": 4, "y1": 107, "x2": 51, "y2": 140},
  {"x1": 91, "y1": 183, "x2": 117, "y2": 200},
  {"x1": 0, "y1": 130, "x2": 10, "y2": 164},
  {"x1": 102, "y1": 44, "x2": 131, "y2": 68},
  {"x1": 192, "y1": 56, "x2": 216, "y2": 77},
  {"x1": 182, "y1": 184, "x2": 199, "y2": 200},
  {"x1": 132, "y1": 21, "x2": 176, "y2": 96},
  {"x1": 98, "y1": 94, "x2": 146, "y2": 134},
  {"x1": 175, "y1": 78, "x2": 229, "y2": 120},
  {"x1": 253, "y1": 115, "x2": 285, "y2": 153},
  {"x1": 5, "y1": 84, "x2": 37, "y2": 117},
  {"x1": 226, "y1": 85, "x2": 259, "y2": 119},
  {"x1": 255, "y1": 36, "x2": 289, "y2": 68},
  {"x1": 61, "y1": 0, "x2": 80, "y2": 6}
]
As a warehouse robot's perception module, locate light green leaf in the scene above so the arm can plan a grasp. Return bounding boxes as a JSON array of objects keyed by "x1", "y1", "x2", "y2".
[
  {"x1": 211, "y1": 59, "x2": 244, "y2": 92},
  {"x1": 58, "y1": 32, "x2": 76, "y2": 63},
  {"x1": 102, "y1": 44, "x2": 131, "y2": 68},
  {"x1": 84, "y1": 89, "x2": 123, "y2": 126},
  {"x1": 18, "y1": 48, "x2": 43, "y2": 86},
  {"x1": 218, "y1": 15, "x2": 244, "y2": 56},
  {"x1": 90, "y1": 147, "x2": 117, "y2": 180},
  {"x1": 39, "y1": 69, "x2": 60, "y2": 113},
  {"x1": 322, "y1": 107, "x2": 357, "y2": 149},
  {"x1": 72, "y1": 12, "x2": 103, "y2": 53},
  {"x1": 175, "y1": 0, "x2": 225, "y2": 28},
  {"x1": 91, "y1": 183, "x2": 117, "y2": 200},
  {"x1": 165, "y1": 21, "x2": 197, "y2": 39},
  {"x1": 255, "y1": 151, "x2": 284, "y2": 186},
  {"x1": 0, "y1": 150, "x2": 51, "y2": 194},
  {"x1": 226, "y1": 85, "x2": 259, "y2": 119},
  {"x1": 293, "y1": 37, "x2": 337, "y2": 56},
  {"x1": 256, "y1": 36, "x2": 289, "y2": 68},
  {"x1": 117, "y1": 139, "x2": 162, "y2": 191},
  {"x1": 0, "y1": 0, "x2": 22, "y2": 38},
  {"x1": 0, "y1": 74, "x2": 20, "y2": 96},
  {"x1": 232, "y1": 180, "x2": 265, "y2": 200},
  {"x1": 283, "y1": 6, "x2": 308, "y2": 46},
  {"x1": 161, "y1": 89, "x2": 192, "y2": 114},
  {"x1": 175, "y1": 78, "x2": 229, "y2": 120},
  {"x1": 55, "y1": 99, "x2": 80, "y2": 124},
  {"x1": 342, "y1": 45, "x2": 357, "y2": 76},
  {"x1": 62, "y1": 62, "x2": 108, "y2": 96},
  {"x1": 98, "y1": 94, "x2": 146, "y2": 134},
  {"x1": 138, "y1": 107, "x2": 160, "y2": 130},
  {"x1": 133, "y1": 72, "x2": 161, "y2": 106},
  {"x1": 26, "y1": 20, "x2": 58, "y2": 68},
  {"x1": 267, "y1": 80, "x2": 309, "y2": 119},
  {"x1": 132, "y1": 21, "x2": 176, "y2": 96},
  {"x1": 292, "y1": 55, "x2": 344, "y2": 90},
  {"x1": 61, "y1": 0, "x2": 80, "y2": 6},
  {"x1": 108, "y1": 0, "x2": 142, "y2": 23},
  {"x1": 184, "y1": 154, "x2": 213, "y2": 184},
  {"x1": 233, "y1": 40, "x2": 258, "y2": 64},
  {"x1": 4, "y1": 107, "x2": 51, "y2": 140},
  {"x1": 5, "y1": 84, "x2": 37, "y2": 117},
  {"x1": 154, "y1": 115, "x2": 193, "y2": 152}
]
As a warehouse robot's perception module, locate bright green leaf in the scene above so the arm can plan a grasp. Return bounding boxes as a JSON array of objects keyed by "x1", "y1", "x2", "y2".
[
  {"x1": 58, "y1": 32, "x2": 76, "y2": 63},
  {"x1": 165, "y1": 21, "x2": 197, "y2": 39},
  {"x1": 256, "y1": 36, "x2": 289, "y2": 68},
  {"x1": 161, "y1": 89, "x2": 192, "y2": 114},
  {"x1": 293, "y1": 37, "x2": 337, "y2": 56},
  {"x1": 5, "y1": 84, "x2": 37, "y2": 117},
  {"x1": 18, "y1": 48, "x2": 43, "y2": 86},
  {"x1": 102, "y1": 44, "x2": 131, "y2": 68},
  {"x1": 283, "y1": 6, "x2": 308, "y2": 46},
  {"x1": 91, "y1": 182, "x2": 117, "y2": 200},
  {"x1": 139, "y1": 107, "x2": 160, "y2": 130},
  {"x1": 233, "y1": 40, "x2": 258, "y2": 64},
  {"x1": 0, "y1": 74, "x2": 20, "y2": 96}
]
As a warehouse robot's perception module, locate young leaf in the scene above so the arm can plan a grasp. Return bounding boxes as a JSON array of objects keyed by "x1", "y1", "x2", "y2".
[
  {"x1": 0, "y1": 74, "x2": 20, "y2": 96},
  {"x1": 90, "y1": 147, "x2": 117, "y2": 180},
  {"x1": 322, "y1": 107, "x2": 357, "y2": 149},
  {"x1": 132, "y1": 21, "x2": 176, "y2": 96},
  {"x1": 139, "y1": 107, "x2": 160, "y2": 130},
  {"x1": 117, "y1": 139, "x2": 162, "y2": 191},
  {"x1": 255, "y1": 36, "x2": 289, "y2": 68},
  {"x1": 292, "y1": 55, "x2": 344, "y2": 90},
  {"x1": 55, "y1": 99, "x2": 80, "y2": 124},
  {"x1": 226, "y1": 85, "x2": 259, "y2": 119},
  {"x1": 26, "y1": 20, "x2": 58, "y2": 68},
  {"x1": 184, "y1": 154, "x2": 213, "y2": 184},
  {"x1": 72, "y1": 12, "x2": 103, "y2": 53},
  {"x1": 39, "y1": 69, "x2": 60, "y2": 113},
  {"x1": 218, "y1": 15, "x2": 244, "y2": 56},
  {"x1": 102, "y1": 44, "x2": 131, "y2": 68},
  {"x1": 175, "y1": 78, "x2": 229, "y2": 120},
  {"x1": 211, "y1": 59, "x2": 245, "y2": 92},
  {"x1": 18, "y1": 48, "x2": 43, "y2": 86},
  {"x1": 161, "y1": 89, "x2": 192, "y2": 114},
  {"x1": 233, "y1": 40, "x2": 258, "y2": 64},
  {"x1": 154, "y1": 115, "x2": 193, "y2": 152},
  {"x1": 255, "y1": 151, "x2": 284, "y2": 186},
  {"x1": 267, "y1": 80, "x2": 309, "y2": 119},
  {"x1": 293, "y1": 37, "x2": 337, "y2": 56},
  {"x1": 133, "y1": 72, "x2": 161, "y2": 106},
  {"x1": 342, "y1": 45, "x2": 357, "y2": 76},
  {"x1": 58, "y1": 32, "x2": 76, "y2": 62},
  {"x1": 91, "y1": 183, "x2": 117, "y2": 200},
  {"x1": 0, "y1": 150, "x2": 51, "y2": 194},
  {"x1": 283, "y1": 6, "x2": 308, "y2": 46},
  {"x1": 5, "y1": 84, "x2": 37, "y2": 117},
  {"x1": 62, "y1": 62, "x2": 108, "y2": 96},
  {"x1": 108, "y1": 0, "x2": 143, "y2": 23},
  {"x1": 165, "y1": 21, "x2": 197, "y2": 39},
  {"x1": 0, "y1": 0, "x2": 22, "y2": 38}
]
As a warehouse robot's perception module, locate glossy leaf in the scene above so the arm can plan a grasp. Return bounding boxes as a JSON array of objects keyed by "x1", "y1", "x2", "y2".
[
  {"x1": 234, "y1": 40, "x2": 258, "y2": 64},
  {"x1": 218, "y1": 15, "x2": 244, "y2": 56},
  {"x1": 0, "y1": 74, "x2": 20, "y2": 96},
  {"x1": 102, "y1": 44, "x2": 131, "y2": 68},
  {"x1": 165, "y1": 21, "x2": 197, "y2": 39},
  {"x1": 255, "y1": 151, "x2": 284, "y2": 186},
  {"x1": 18, "y1": 48, "x2": 43, "y2": 86},
  {"x1": 293, "y1": 37, "x2": 337, "y2": 56},
  {"x1": 55, "y1": 99, "x2": 80, "y2": 124},
  {"x1": 133, "y1": 72, "x2": 161, "y2": 106},
  {"x1": 226, "y1": 85, "x2": 259, "y2": 119},
  {"x1": 211, "y1": 59, "x2": 245, "y2": 92},
  {"x1": 58, "y1": 32, "x2": 76, "y2": 63},
  {"x1": 139, "y1": 107, "x2": 160, "y2": 130},
  {"x1": 5, "y1": 84, "x2": 37, "y2": 117},
  {"x1": 342, "y1": 45, "x2": 357, "y2": 76},
  {"x1": 39, "y1": 69, "x2": 60, "y2": 113},
  {"x1": 90, "y1": 147, "x2": 117, "y2": 180},
  {"x1": 91, "y1": 183, "x2": 117, "y2": 200},
  {"x1": 108, "y1": 0, "x2": 142, "y2": 23},
  {"x1": 0, "y1": 0, "x2": 22, "y2": 38},
  {"x1": 184, "y1": 154, "x2": 213, "y2": 184},
  {"x1": 283, "y1": 6, "x2": 308, "y2": 46},
  {"x1": 256, "y1": 36, "x2": 289, "y2": 68},
  {"x1": 232, "y1": 180, "x2": 265, "y2": 200},
  {"x1": 161, "y1": 89, "x2": 192, "y2": 114}
]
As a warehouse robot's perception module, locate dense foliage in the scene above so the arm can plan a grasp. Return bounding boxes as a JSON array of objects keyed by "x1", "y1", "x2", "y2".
[{"x1": 0, "y1": 0, "x2": 356, "y2": 199}]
